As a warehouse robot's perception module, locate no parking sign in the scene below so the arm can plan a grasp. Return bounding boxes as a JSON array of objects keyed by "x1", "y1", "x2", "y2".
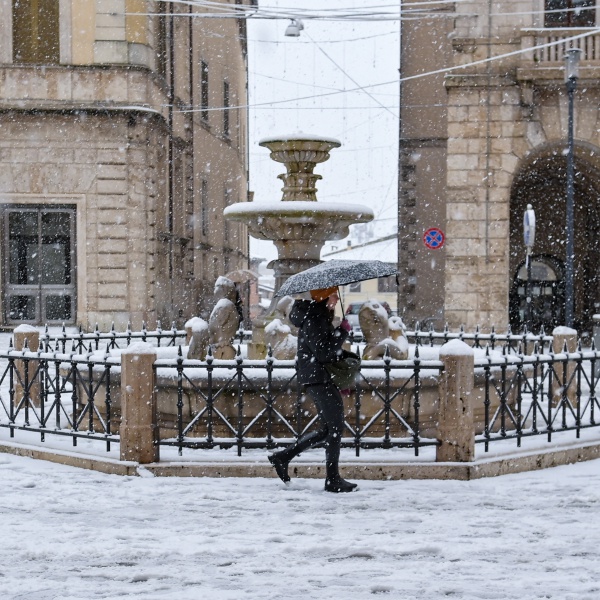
[{"x1": 423, "y1": 227, "x2": 445, "y2": 250}]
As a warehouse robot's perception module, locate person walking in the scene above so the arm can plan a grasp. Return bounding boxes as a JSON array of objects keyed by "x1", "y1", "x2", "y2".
[{"x1": 268, "y1": 286, "x2": 357, "y2": 493}]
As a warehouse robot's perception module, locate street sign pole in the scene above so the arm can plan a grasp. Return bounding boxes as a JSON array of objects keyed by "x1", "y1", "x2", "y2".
[{"x1": 523, "y1": 204, "x2": 536, "y2": 331}]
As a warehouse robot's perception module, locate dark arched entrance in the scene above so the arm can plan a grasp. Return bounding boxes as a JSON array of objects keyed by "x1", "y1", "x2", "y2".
[
  {"x1": 509, "y1": 255, "x2": 564, "y2": 332},
  {"x1": 510, "y1": 143, "x2": 600, "y2": 334}
]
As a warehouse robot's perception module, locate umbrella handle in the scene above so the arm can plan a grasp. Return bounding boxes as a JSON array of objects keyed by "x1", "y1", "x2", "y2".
[{"x1": 338, "y1": 287, "x2": 345, "y2": 317}]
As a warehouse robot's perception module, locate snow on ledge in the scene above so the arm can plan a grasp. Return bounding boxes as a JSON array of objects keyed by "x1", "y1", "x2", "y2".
[
  {"x1": 439, "y1": 339, "x2": 474, "y2": 357},
  {"x1": 13, "y1": 324, "x2": 38, "y2": 333},
  {"x1": 121, "y1": 342, "x2": 157, "y2": 355},
  {"x1": 259, "y1": 133, "x2": 341, "y2": 146},
  {"x1": 224, "y1": 201, "x2": 374, "y2": 218},
  {"x1": 553, "y1": 326, "x2": 577, "y2": 335}
]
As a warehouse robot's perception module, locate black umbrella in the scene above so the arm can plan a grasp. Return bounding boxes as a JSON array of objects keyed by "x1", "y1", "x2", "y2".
[{"x1": 275, "y1": 260, "x2": 398, "y2": 298}]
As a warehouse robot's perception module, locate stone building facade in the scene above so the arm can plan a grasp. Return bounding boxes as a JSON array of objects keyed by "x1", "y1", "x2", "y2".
[
  {"x1": 0, "y1": 0, "x2": 252, "y2": 330},
  {"x1": 399, "y1": 0, "x2": 600, "y2": 333}
]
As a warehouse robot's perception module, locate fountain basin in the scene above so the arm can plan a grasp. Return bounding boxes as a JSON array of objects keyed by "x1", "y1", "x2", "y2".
[{"x1": 224, "y1": 201, "x2": 373, "y2": 241}]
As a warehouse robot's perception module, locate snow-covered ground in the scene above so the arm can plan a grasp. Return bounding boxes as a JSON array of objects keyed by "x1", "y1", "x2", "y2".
[{"x1": 1, "y1": 452, "x2": 599, "y2": 600}]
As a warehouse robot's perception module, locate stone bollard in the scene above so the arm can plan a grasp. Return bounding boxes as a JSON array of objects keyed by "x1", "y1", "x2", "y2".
[
  {"x1": 120, "y1": 342, "x2": 159, "y2": 464},
  {"x1": 13, "y1": 324, "x2": 41, "y2": 408},
  {"x1": 552, "y1": 326, "x2": 578, "y2": 407},
  {"x1": 437, "y1": 340, "x2": 475, "y2": 463}
]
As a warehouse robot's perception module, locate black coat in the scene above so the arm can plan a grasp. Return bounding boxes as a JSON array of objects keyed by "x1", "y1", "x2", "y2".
[{"x1": 289, "y1": 299, "x2": 349, "y2": 386}]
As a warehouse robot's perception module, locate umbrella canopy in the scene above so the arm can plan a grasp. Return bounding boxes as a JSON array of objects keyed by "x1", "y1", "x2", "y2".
[
  {"x1": 275, "y1": 260, "x2": 398, "y2": 297},
  {"x1": 225, "y1": 269, "x2": 258, "y2": 283}
]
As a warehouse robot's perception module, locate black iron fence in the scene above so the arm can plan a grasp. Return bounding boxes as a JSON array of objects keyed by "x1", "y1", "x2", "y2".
[
  {"x1": 38, "y1": 322, "x2": 551, "y2": 355},
  {"x1": 476, "y1": 344, "x2": 600, "y2": 451},
  {"x1": 1, "y1": 325, "x2": 600, "y2": 464},
  {"x1": 154, "y1": 347, "x2": 443, "y2": 457},
  {"x1": 404, "y1": 323, "x2": 554, "y2": 354},
  {"x1": 40, "y1": 322, "x2": 186, "y2": 353},
  {"x1": 0, "y1": 347, "x2": 119, "y2": 451}
]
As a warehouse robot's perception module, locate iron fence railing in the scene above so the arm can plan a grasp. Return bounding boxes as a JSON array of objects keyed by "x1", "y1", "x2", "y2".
[
  {"x1": 37, "y1": 322, "x2": 551, "y2": 354},
  {"x1": 0, "y1": 347, "x2": 119, "y2": 451},
  {"x1": 4, "y1": 325, "x2": 600, "y2": 463},
  {"x1": 403, "y1": 323, "x2": 553, "y2": 354},
  {"x1": 155, "y1": 347, "x2": 443, "y2": 457},
  {"x1": 475, "y1": 345, "x2": 600, "y2": 451},
  {"x1": 40, "y1": 322, "x2": 187, "y2": 353}
]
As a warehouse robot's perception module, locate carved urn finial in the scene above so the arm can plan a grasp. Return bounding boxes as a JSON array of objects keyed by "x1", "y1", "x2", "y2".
[{"x1": 259, "y1": 135, "x2": 341, "y2": 201}]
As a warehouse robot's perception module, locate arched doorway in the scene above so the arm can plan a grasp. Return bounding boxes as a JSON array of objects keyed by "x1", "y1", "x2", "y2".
[{"x1": 509, "y1": 143, "x2": 600, "y2": 333}]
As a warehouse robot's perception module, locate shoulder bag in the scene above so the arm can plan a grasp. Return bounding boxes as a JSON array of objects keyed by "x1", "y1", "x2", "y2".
[{"x1": 325, "y1": 350, "x2": 361, "y2": 390}]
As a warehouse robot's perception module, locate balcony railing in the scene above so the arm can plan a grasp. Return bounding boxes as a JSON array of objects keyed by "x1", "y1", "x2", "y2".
[{"x1": 521, "y1": 28, "x2": 600, "y2": 63}]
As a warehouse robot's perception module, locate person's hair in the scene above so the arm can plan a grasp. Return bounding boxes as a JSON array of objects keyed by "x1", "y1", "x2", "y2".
[{"x1": 310, "y1": 287, "x2": 338, "y2": 302}]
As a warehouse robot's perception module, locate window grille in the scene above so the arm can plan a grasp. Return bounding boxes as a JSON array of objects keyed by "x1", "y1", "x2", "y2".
[
  {"x1": 200, "y1": 61, "x2": 209, "y2": 123},
  {"x1": 545, "y1": 0, "x2": 596, "y2": 27},
  {"x1": 223, "y1": 80, "x2": 230, "y2": 138}
]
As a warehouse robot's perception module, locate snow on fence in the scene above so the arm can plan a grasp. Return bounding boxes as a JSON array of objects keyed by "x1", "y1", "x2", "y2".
[{"x1": 0, "y1": 325, "x2": 599, "y2": 468}]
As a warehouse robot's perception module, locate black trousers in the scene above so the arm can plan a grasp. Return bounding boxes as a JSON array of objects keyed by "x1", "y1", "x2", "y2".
[{"x1": 277, "y1": 382, "x2": 344, "y2": 479}]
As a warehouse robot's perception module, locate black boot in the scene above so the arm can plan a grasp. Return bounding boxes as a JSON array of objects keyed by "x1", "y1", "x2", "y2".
[
  {"x1": 322, "y1": 424, "x2": 356, "y2": 492},
  {"x1": 268, "y1": 429, "x2": 327, "y2": 484},
  {"x1": 268, "y1": 452, "x2": 290, "y2": 483},
  {"x1": 324, "y1": 476, "x2": 358, "y2": 493}
]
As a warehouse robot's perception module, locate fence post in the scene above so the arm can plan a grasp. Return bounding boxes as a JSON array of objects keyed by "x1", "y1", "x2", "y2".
[
  {"x1": 120, "y1": 343, "x2": 159, "y2": 463},
  {"x1": 437, "y1": 340, "x2": 475, "y2": 462},
  {"x1": 13, "y1": 324, "x2": 40, "y2": 408},
  {"x1": 552, "y1": 326, "x2": 578, "y2": 407}
]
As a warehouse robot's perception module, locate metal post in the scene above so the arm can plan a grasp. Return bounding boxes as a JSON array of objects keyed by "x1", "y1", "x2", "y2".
[
  {"x1": 564, "y1": 48, "x2": 581, "y2": 328},
  {"x1": 526, "y1": 250, "x2": 532, "y2": 329},
  {"x1": 523, "y1": 204, "x2": 535, "y2": 331},
  {"x1": 565, "y1": 76, "x2": 575, "y2": 327}
]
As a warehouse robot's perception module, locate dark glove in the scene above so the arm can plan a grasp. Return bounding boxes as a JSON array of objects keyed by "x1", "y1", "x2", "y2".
[{"x1": 340, "y1": 318, "x2": 352, "y2": 333}]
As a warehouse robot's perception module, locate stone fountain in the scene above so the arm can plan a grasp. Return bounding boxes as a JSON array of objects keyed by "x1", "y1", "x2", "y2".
[{"x1": 224, "y1": 134, "x2": 374, "y2": 357}]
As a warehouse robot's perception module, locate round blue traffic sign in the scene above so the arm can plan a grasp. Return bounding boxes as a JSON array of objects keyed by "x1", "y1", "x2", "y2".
[{"x1": 423, "y1": 227, "x2": 445, "y2": 250}]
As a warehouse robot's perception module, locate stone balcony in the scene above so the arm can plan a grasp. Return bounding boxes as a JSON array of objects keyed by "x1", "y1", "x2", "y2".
[{"x1": 518, "y1": 28, "x2": 600, "y2": 84}]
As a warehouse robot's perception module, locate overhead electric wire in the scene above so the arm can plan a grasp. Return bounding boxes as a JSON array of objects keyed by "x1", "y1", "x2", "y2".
[
  {"x1": 127, "y1": 0, "x2": 600, "y2": 23},
  {"x1": 127, "y1": 0, "x2": 469, "y2": 21},
  {"x1": 303, "y1": 30, "x2": 399, "y2": 118},
  {"x1": 251, "y1": 30, "x2": 398, "y2": 43},
  {"x1": 174, "y1": 27, "x2": 600, "y2": 115}
]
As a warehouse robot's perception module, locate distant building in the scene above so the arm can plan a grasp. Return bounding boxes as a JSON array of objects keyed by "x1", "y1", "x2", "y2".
[
  {"x1": 0, "y1": 0, "x2": 253, "y2": 329},
  {"x1": 399, "y1": 0, "x2": 600, "y2": 333}
]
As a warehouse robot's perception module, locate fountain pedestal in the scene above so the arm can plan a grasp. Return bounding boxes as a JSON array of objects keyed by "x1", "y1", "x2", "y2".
[{"x1": 224, "y1": 135, "x2": 374, "y2": 357}]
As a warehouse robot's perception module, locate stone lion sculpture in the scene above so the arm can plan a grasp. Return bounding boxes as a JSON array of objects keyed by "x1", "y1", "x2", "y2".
[
  {"x1": 264, "y1": 318, "x2": 297, "y2": 360},
  {"x1": 214, "y1": 276, "x2": 243, "y2": 326},
  {"x1": 209, "y1": 298, "x2": 238, "y2": 359},
  {"x1": 272, "y1": 295, "x2": 295, "y2": 326},
  {"x1": 359, "y1": 300, "x2": 409, "y2": 360},
  {"x1": 263, "y1": 295, "x2": 297, "y2": 359},
  {"x1": 186, "y1": 317, "x2": 210, "y2": 360}
]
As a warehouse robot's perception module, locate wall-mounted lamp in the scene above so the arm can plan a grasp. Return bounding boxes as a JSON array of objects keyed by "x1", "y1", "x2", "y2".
[{"x1": 285, "y1": 19, "x2": 304, "y2": 37}]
